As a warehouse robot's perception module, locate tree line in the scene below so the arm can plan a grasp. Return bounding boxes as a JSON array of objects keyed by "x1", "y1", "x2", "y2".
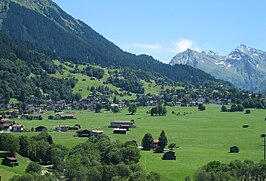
[
  {"x1": 195, "y1": 160, "x2": 266, "y2": 180},
  {"x1": 0, "y1": 132, "x2": 161, "y2": 181},
  {"x1": 149, "y1": 105, "x2": 167, "y2": 116},
  {"x1": 0, "y1": 33, "x2": 80, "y2": 104}
]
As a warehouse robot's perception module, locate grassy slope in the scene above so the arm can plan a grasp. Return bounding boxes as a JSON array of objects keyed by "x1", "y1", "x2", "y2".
[
  {"x1": 52, "y1": 61, "x2": 137, "y2": 99},
  {"x1": 0, "y1": 152, "x2": 31, "y2": 180},
  {"x1": 52, "y1": 61, "x2": 182, "y2": 99},
  {"x1": 7, "y1": 105, "x2": 266, "y2": 180}
]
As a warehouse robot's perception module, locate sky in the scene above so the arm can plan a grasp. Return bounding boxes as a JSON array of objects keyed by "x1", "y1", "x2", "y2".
[{"x1": 53, "y1": 0, "x2": 266, "y2": 63}]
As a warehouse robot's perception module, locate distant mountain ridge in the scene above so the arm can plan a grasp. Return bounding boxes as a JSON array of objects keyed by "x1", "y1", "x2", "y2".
[
  {"x1": 170, "y1": 45, "x2": 266, "y2": 92},
  {"x1": 0, "y1": 0, "x2": 224, "y2": 86}
]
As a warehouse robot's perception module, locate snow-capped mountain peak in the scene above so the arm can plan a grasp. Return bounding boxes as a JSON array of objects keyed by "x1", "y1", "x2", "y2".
[
  {"x1": 170, "y1": 45, "x2": 266, "y2": 92},
  {"x1": 237, "y1": 44, "x2": 250, "y2": 52},
  {"x1": 208, "y1": 50, "x2": 220, "y2": 56}
]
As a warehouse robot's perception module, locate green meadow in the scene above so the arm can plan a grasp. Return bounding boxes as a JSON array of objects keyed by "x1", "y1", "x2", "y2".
[
  {"x1": 0, "y1": 152, "x2": 31, "y2": 181},
  {"x1": 51, "y1": 61, "x2": 183, "y2": 100},
  {"x1": 1, "y1": 105, "x2": 266, "y2": 180}
]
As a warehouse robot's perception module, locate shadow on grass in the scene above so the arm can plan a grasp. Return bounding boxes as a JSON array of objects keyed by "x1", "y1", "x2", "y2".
[{"x1": 0, "y1": 152, "x2": 8, "y2": 158}]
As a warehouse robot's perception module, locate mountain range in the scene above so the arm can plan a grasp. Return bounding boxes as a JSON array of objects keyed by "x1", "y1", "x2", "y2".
[
  {"x1": 0, "y1": 0, "x2": 222, "y2": 86},
  {"x1": 1, "y1": 0, "x2": 264, "y2": 94},
  {"x1": 170, "y1": 44, "x2": 266, "y2": 93}
]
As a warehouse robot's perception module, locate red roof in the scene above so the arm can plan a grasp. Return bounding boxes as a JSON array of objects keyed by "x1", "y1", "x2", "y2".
[
  {"x1": 92, "y1": 130, "x2": 104, "y2": 133},
  {"x1": 2, "y1": 123, "x2": 11, "y2": 127},
  {"x1": 6, "y1": 157, "x2": 18, "y2": 161},
  {"x1": 12, "y1": 124, "x2": 23, "y2": 128},
  {"x1": 1, "y1": 118, "x2": 10, "y2": 121},
  {"x1": 153, "y1": 139, "x2": 160, "y2": 143}
]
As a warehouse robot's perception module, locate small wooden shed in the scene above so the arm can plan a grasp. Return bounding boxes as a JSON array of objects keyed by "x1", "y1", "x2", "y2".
[
  {"x1": 245, "y1": 110, "x2": 251, "y2": 114},
  {"x1": 230, "y1": 146, "x2": 239, "y2": 153},
  {"x1": 35, "y1": 126, "x2": 47, "y2": 132},
  {"x1": 113, "y1": 128, "x2": 127, "y2": 134},
  {"x1": 2, "y1": 157, "x2": 19, "y2": 167},
  {"x1": 242, "y1": 124, "x2": 248, "y2": 128},
  {"x1": 77, "y1": 129, "x2": 91, "y2": 137}
]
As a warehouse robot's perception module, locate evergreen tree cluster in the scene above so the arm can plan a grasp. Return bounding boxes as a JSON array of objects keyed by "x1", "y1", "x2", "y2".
[
  {"x1": 141, "y1": 131, "x2": 168, "y2": 152},
  {"x1": 221, "y1": 104, "x2": 244, "y2": 112},
  {"x1": 107, "y1": 76, "x2": 145, "y2": 94},
  {"x1": 195, "y1": 160, "x2": 266, "y2": 181},
  {"x1": 83, "y1": 65, "x2": 104, "y2": 79},
  {"x1": 0, "y1": 34, "x2": 79, "y2": 103},
  {"x1": 150, "y1": 105, "x2": 167, "y2": 116}
]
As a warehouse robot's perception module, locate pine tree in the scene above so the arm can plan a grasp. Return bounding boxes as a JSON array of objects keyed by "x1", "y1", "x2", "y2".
[
  {"x1": 95, "y1": 103, "x2": 103, "y2": 113},
  {"x1": 128, "y1": 104, "x2": 137, "y2": 115},
  {"x1": 158, "y1": 130, "x2": 168, "y2": 150},
  {"x1": 162, "y1": 107, "x2": 167, "y2": 116},
  {"x1": 198, "y1": 104, "x2": 206, "y2": 111},
  {"x1": 47, "y1": 135, "x2": 53, "y2": 144},
  {"x1": 142, "y1": 133, "x2": 153, "y2": 150}
]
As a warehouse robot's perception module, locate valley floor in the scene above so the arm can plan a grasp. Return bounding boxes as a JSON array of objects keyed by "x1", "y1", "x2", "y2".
[{"x1": 1, "y1": 105, "x2": 266, "y2": 181}]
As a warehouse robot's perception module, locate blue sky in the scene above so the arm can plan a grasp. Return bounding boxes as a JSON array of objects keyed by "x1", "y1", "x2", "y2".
[{"x1": 53, "y1": 0, "x2": 266, "y2": 63}]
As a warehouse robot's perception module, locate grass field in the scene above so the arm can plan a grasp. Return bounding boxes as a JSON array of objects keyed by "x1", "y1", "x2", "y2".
[
  {"x1": 0, "y1": 152, "x2": 31, "y2": 180},
  {"x1": 51, "y1": 61, "x2": 138, "y2": 99},
  {"x1": 1, "y1": 105, "x2": 266, "y2": 180},
  {"x1": 51, "y1": 61, "x2": 183, "y2": 100}
]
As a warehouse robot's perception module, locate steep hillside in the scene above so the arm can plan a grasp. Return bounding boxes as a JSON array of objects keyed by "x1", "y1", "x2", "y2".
[
  {"x1": 0, "y1": 151, "x2": 31, "y2": 180},
  {"x1": 0, "y1": 33, "x2": 183, "y2": 103},
  {"x1": 170, "y1": 45, "x2": 266, "y2": 92},
  {"x1": 0, "y1": 0, "x2": 224, "y2": 85},
  {"x1": 0, "y1": 33, "x2": 79, "y2": 103},
  {"x1": 52, "y1": 60, "x2": 184, "y2": 99}
]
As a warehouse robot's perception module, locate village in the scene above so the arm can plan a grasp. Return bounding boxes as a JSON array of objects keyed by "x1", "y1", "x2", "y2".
[
  {"x1": 0, "y1": 84, "x2": 266, "y2": 180},
  {"x1": 0, "y1": 89, "x2": 231, "y2": 136},
  {"x1": 1, "y1": 86, "x2": 265, "y2": 136}
]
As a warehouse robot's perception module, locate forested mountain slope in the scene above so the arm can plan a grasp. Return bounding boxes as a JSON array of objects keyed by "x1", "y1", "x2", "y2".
[
  {"x1": 0, "y1": 33, "x2": 78, "y2": 103},
  {"x1": 0, "y1": 0, "x2": 225, "y2": 85}
]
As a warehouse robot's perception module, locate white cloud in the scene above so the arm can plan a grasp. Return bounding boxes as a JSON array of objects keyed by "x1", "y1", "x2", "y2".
[
  {"x1": 171, "y1": 39, "x2": 200, "y2": 53},
  {"x1": 131, "y1": 43, "x2": 163, "y2": 51},
  {"x1": 127, "y1": 39, "x2": 199, "y2": 54},
  {"x1": 120, "y1": 38, "x2": 200, "y2": 63}
]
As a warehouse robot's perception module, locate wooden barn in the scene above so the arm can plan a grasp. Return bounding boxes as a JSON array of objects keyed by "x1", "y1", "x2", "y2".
[
  {"x1": 91, "y1": 130, "x2": 104, "y2": 136},
  {"x1": 35, "y1": 126, "x2": 47, "y2": 132},
  {"x1": 152, "y1": 139, "x2": 160, "y2": 149},
  {"x1": 12, "y1": 124, "x2": 24, "y2": 132},
  {"x1": 2, "y1": 157, "x2": 19, "y2": 167},
  {"x1": 54, "y1": 113, "x2": 75, "y2": 120},
  {"x1": 56, "y1": 125, "x2": 69, "y2": 132},
  {"x1": 77, "y1": 130, "x2": 91, "y2": 137},
  {"x1": 109, "y1": 120, "x2": 135, "y2": 128},
  {"x1": 113, "y1": 128, "x2": 127, "y2": 134}
]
